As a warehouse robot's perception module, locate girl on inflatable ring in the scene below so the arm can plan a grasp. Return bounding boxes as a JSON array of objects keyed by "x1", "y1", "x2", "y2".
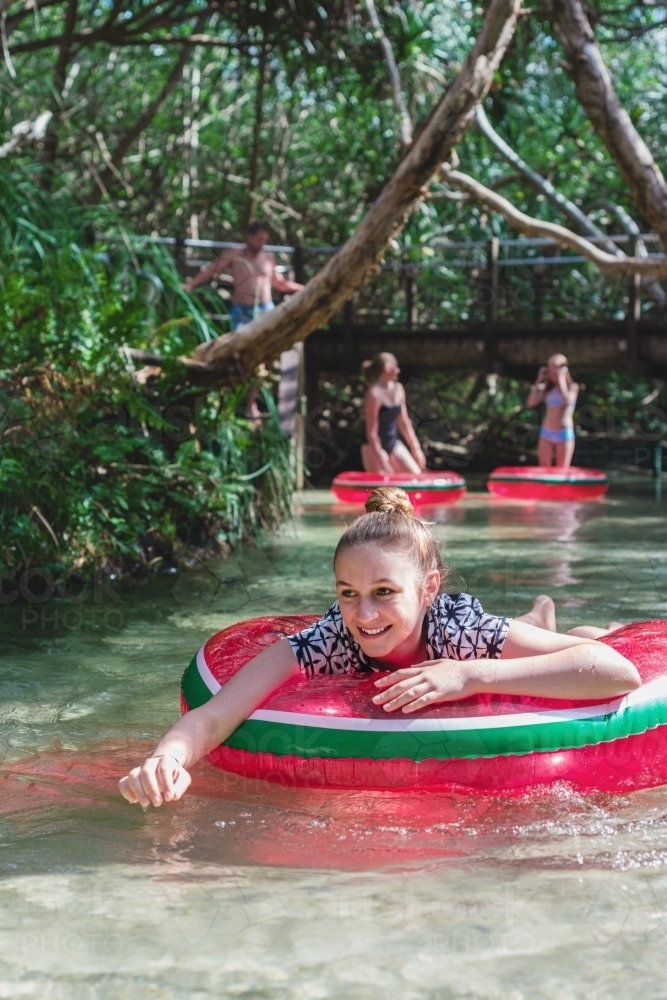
[
  {"x1": 361, "y1": 353, "x2": 426, "y2": 475},
  {"x1": 527, "y1": 353, "x2": 579, "y2": 468},
  {"x1": 119, "y1": 488, "x2": 638, "y2": 808}
]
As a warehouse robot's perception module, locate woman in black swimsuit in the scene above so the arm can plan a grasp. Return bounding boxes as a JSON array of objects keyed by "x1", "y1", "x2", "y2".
[{"x1": 361, "y1": 353, "x2": 426, "y2": 475}]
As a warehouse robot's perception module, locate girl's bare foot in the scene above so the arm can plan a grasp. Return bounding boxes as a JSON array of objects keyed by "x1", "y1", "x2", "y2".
[{"x1": 515, "y1": 594, "x2": 557, "y2": 632}]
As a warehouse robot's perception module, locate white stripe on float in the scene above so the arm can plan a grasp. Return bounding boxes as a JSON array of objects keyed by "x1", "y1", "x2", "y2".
[
  {"x1": 246, "y1": 677, "x2": 667, "y2": 731},
  {"x1": 197, "y1": 646, "x2": 221, "y2": 694},
  {"x1": 197, "y1": 649, "x2": 667, "y2": 731}
]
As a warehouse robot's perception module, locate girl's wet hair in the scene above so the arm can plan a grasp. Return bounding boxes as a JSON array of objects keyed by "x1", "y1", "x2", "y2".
[
  {"x1": 334, "y1": 487, "x2": 448, "y2": 590},
  {"x1": 361, "y1": 352, "x2": 397, "y2": 383}
]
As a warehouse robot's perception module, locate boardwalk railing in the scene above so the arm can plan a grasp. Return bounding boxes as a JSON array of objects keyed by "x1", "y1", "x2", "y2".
[{"x1": 97, "y1": 231, "x2": 666, "y2": 374}]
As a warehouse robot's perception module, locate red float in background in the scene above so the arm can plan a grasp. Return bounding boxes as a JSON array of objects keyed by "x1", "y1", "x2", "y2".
[
  {"x1": 331, "y1": 470, "x2": 466, "y2": 506},
  {"x1": 487, "y1": 466, "x2": 608, "y2": 501}
]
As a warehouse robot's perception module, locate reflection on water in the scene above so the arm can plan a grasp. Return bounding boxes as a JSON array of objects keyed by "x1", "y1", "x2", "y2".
[{"x1": 2, "y1": 479, "x2": 667, "y2": 998}]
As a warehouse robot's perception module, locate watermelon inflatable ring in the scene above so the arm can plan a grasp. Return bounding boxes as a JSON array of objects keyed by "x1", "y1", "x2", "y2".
[
  {"x1": 181, "y1": 616, "x2": 667, "y2": 793},
  {"x1": 331, "y1": 471, "x2": 466, "y2": 506},
  {"x1": 488, "y1": 466, "x2": 608, "y2": 501}
]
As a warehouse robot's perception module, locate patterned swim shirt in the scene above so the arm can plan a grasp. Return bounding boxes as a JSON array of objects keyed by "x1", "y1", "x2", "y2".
[{"x1": 288, "y1": 593, "x2": 510, "y2": 678}]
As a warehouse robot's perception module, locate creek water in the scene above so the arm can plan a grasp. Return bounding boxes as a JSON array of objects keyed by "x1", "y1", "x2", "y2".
[{"x1": 2, "y1": 478, "x2": 667, "y2": 999}]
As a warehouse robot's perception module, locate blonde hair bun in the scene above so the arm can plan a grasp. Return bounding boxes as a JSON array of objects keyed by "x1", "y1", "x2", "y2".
[
  {"x1": 364, "y1": 486, "x2": 415, "y2": 518},
  {"x1": 336, "y1": 486, "x2": 447, "y2": 589}
]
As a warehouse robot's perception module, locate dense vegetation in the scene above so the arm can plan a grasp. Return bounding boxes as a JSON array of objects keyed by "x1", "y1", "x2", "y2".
[
  {"x1": 2, "y1": 0, "x2": 667, "y2": 572},
  {"x1": 0, "y1": 176, "x2": 291, "y2": 578},
  {"x1": 5, "y1": 0, "x2": 667, "y2": 255}
]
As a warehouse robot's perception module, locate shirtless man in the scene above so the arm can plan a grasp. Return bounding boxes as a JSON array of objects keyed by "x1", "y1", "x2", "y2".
[{"x1": 183, "y1": 220, "x2": 303, "y2": 329}]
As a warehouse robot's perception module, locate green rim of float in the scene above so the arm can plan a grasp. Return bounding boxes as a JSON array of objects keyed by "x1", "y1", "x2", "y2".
[
  {"x1": 334, "y1": 480, "x2": 463, "y2": 492},
  {"x1": 181, "y1": 648, "x2": 667, "y2": 762},
  {"x1": 488, "y1": 475, "x2": 606, "y2": 486}
]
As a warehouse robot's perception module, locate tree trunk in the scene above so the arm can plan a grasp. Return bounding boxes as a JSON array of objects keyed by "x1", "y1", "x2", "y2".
[
  {"x1": 88, "y1": 43, "x2": 193, "y2": 205},
  {"x1": 545, "y1": 0, "x2": 667, "y2": 252},
  {"x1": 193, "y1": 0, "x2": 523, "y2": 378},
  {"x1": 39, "y1": 0, "x2": 77, "y2": 182},
  {"x1": 243, "y1": 40, "x2": 268, "y2": 230}
]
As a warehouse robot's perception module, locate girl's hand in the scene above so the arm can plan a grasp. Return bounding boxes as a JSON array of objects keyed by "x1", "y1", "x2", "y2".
[
  {"x1": 119, "y1": 754, "x2": 192, "y2": 808},
  {"x1": 372, "y1": 660, "x2": 478, "y2": 713},
  {"x1": 536, "y1": 366, "x2": 548, "y2": 383}
]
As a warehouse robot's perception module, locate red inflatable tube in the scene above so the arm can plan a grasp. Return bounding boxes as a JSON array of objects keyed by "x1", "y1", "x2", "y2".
[
  {"x1": 331, "y1": 470, "x2": 466, "y2": 506},
  {"x1": 487, "y1": 466, "x2": 608, "y2": 501},
  {"x1": 182, "y1": 617, "x2": 667, "y2": 793}
]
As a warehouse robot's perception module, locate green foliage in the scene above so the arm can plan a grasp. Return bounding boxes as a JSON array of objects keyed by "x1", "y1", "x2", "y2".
[
  {"x1": 0, "y1": 168, "x2": 293, "y2": 577},
  {"x1": 3, "y1": 0, "x2": 666, "y2": 324},
  {"x1": 0, "y1": 168, "x2": 229, "y2": 369},
  {"x1": 0, "y1": 369, "x2": 292, "y2": 575}
]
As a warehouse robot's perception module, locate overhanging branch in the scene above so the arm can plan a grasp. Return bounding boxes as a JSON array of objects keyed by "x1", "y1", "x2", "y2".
[
  {"x1": 187, "y1": 0, "x2": 523, "y2": 379},
  {"x1": 442, "y1": 165, "x2": 667, "y2": 277}
]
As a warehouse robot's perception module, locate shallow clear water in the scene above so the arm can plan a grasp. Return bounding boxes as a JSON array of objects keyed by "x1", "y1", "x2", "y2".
[{"x1": 2, "y1": 477, "x2": 667, "y2": 999}]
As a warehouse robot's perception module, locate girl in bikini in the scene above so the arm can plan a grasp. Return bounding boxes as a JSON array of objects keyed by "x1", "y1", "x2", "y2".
[
  {"x1": 119, "y1": 488, "x2": 638, "y2": 808},
  {"x1": 527, "y1": 353, "x2": 579, "y2": 468},
  {"x1": 361, "y1": 353, "x2": 426, "y2": 475}
]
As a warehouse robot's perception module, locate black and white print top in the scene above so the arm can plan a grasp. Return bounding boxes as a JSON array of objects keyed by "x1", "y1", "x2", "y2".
[{"x1": 288, "y1": 593, "x2": 510, "y2": 677}]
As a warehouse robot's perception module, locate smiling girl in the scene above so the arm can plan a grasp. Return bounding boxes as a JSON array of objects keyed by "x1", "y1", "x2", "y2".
[{"x1": 119, "y1": 488, "x2": 639, "y2": 808}]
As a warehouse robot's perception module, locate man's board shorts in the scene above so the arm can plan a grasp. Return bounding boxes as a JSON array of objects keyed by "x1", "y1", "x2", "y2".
[{"x1": 229, "y1": 300, "x2": 275, "y2": 330}]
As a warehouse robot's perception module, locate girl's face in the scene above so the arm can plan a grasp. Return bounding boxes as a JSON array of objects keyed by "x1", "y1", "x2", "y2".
[
  {"x1": 335, "y1": 544, "x2": 440, "y2": 667},
  {"x1": 547, "y1": 356, "x2": 567, "y2": 382},
  {"x1": 383, "y1": 357, "x2": 400, "y2": 381}
]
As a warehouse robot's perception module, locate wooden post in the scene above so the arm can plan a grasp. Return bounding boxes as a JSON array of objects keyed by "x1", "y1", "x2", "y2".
[
  {"x1": 484, "y1": 237, "x2": 499, "y2": 372},
  {"x1": 304, "y1": 336, "x2": 319, "y2": 420},
  {"x1": 533, "y1": 264, "x2": 544, "y2": 325},
  {"x1": 627, "y1": 235, "x2": 641, "y2": 365},
  {"x1": 243, "y1": 41, "x2": 268, "y2": 229},
  {"x1": 343, "y1": 298, "x2": 354, "y2": 357},
  {"x1": 293, "y1": 342, "x2": 306, "y2": 491},
  {"x1": 292, "y1": 245, "x2": 306, "y2": 285},
  {"x1": 175, "y1": 236, "x2": 187, "y2": 277},
  {"x1": 406, "y1": 270, "x2": 417, "y2": 329}
]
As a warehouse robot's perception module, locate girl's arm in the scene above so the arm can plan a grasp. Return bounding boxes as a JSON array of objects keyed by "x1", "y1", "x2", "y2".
[
  {"x1": 527, "y1": 366, "x2": 548, "y2": 408},
  {"x1": 396, "y1": 386, "x2": 426, "y2": 469},
  {"x1": 364, "y1": 391, "x2": 393, "y2": 473},
  {"x1": 372, "y1": 621, "x2": 641, "y2": 713},
  {"x1": 119, "y1": 638, "x2": 299, "y2": 807},
  {"x1": 558, "y1": 367, "x2": 579, "y2": 406}
]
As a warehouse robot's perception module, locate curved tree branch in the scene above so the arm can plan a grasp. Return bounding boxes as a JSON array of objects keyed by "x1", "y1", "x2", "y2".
[
  {"x1": 585, "y1": 197, "x2": 639, "y2": 235},
  {"x1": 474, "y1": 104, "x2": 667, "y2": 307},
  {"x1": 38, "y1": 0, "x2": 77, "y2": 182},
  {"x1": 191, "y1": 0, "x2": 524, "y2": 376},
  {"x1": 9, "y1": 31, "x2": 245, "y2": 52},
  {"x1": 0, "y1": 109, "x2": 51, "y2": 155},
  {"x1": 475, "y1": 105, "x2": 609, "y2": 243},
  {"x1": 544, "y1": 0, "x2": 667, "y2": 253},
  {"x1": 442, "y1": 165, "x2": 667, "y2": 277},
  {"x1": 87, "y1": 37, "x2": 196, "y2": 204},
  {"x1": 365, "y1": 0, "x2": 413, "y2": 147}
]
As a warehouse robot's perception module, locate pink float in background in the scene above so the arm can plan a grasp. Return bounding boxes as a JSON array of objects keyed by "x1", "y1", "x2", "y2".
[
  {"x1": 181, "y1": 617, "x2": 667, "y2": 794},
  {"x1": 487, "y1": 466, "x2": 608, "y2": 501},
  {"x1": 331, "y1": 470, "x2": 466, "y2": 506}
]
